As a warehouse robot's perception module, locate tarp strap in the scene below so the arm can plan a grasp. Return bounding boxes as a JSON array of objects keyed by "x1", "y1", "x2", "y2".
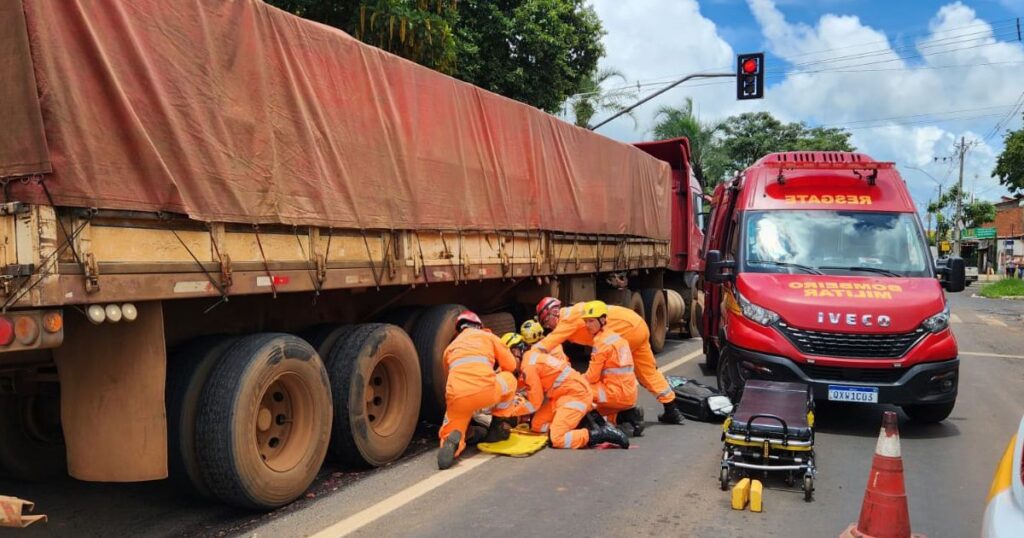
[
  {"x1": 414, "y1": 231, "x2": 430, "y2": 287},
  {"x1": 2, "y1": 217, "x2": 91, "y2": 313},
  {"x1": 169, "y1": 227, "x2": 228, "y2": 312},
  {"x1": 253, "y1": 225, "x2": 277, "y2": 298},
  {"x1": 293, "y1": 226, "x2": 321, "y2": 302},
  {"x1": 38, "y1": 178, "x2": 83, "y2": 268}
]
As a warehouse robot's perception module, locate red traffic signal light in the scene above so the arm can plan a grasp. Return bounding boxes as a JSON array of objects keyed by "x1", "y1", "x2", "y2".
[{"x1": 736, "y1": 52, "x2": 764, "y2": 100}]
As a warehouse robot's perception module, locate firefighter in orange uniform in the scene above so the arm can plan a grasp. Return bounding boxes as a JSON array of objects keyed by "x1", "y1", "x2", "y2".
[
  {"x1": 536, "y1": 296, "x2": 685, "y2": 425},
  {"x1": 503, "y1": 327, "x2": 628, "y2": 449},
  {"x1": 437, "y1": 311, "x2": 519, "y2": 470},
  {"x1": 579, "y1": 301, "x2": 638, "y2": 419}
]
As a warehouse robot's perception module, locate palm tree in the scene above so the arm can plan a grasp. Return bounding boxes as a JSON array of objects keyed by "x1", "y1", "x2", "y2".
[
  {"x1": 571, "y1": 67, "x2": 638, "y2": 129},
  {"x1": 651, "y1": 98, "x2": 721, "y2": 188}
]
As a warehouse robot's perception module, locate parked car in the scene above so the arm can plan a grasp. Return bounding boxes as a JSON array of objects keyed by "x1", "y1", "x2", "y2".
[{"x1": 936, "y1": 257, "x2": 978, "y2": 286}]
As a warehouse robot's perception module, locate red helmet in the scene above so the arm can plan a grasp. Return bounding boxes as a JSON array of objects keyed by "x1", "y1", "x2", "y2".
[
  {"x1": 455, "y1": 310, "x2": 483, "y2": 331},
  {"x1": 536, "y1": 297, "x2": 561, "y2": 317}
]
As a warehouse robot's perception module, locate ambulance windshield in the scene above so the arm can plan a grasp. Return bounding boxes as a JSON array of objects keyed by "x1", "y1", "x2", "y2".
[{"x1": 743, "y1": 211, "x2": 932, "y2": 278}]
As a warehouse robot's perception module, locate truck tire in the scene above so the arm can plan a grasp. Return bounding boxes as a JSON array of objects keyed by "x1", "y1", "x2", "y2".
[
  {"x1": 166, "y1": 335, "x2": 238, "y2": 497},
  {"x1": 325, "y1": 324, "x2": 420, "y2": 467},
  {"x1": 902, "y1": 402, "x2": 955, "y2": 423},
  {"x1": 410, "y1": 304, "x2": 464, "y2": 422},
  {"x1": 376, "y1": 306, "x2": 424, "y2": 335},
  {"x1": 300, "y1": 324, "x2": 357, "y2": 359},
  {"x1": 0, "y1": 391, "x2": 66, "y2": 481},
  {"x1": 479, "y1": 312, "x2": 516, "y2": 336},
  {"x1": 641, "y1": 288, "x2": 668, "y2": 353},
  {"x1": 628, "y1": 291, "x2": 645, "y2": 320},
  {"x1": 196, "y1": 333, "x2": 331, "y2": 510},
  {"x1": 716, "y1": 347, "x2": 743, "y2": 402}
]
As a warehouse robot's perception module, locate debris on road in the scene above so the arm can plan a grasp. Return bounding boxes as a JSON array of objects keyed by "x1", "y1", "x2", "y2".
[{"x1": 0, "y1": 495, "x2": 47, "y2": 528}]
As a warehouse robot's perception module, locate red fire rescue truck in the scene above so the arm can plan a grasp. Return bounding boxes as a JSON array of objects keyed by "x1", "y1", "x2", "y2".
[{"x1": 702, "y1": 151, "x2": 966, "y2": 423}]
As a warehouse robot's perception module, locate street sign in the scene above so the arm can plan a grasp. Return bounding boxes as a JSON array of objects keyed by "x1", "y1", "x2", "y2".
[
  {"x1": 973, "y1": 227, "x2": 996, "y2": 239},
  {"x1": 940, "y1": 241, "x2": 951, "y2": 252}
]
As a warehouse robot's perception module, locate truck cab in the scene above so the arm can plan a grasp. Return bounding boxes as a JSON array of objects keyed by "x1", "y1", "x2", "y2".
[{"x1": 702, "y1": 151, "x2": 967, "y2": 423}]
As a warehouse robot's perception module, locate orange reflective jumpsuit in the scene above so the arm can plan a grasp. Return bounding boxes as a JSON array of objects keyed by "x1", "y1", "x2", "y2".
[
  {"x1": 507, "y1": 348, "x2": 593, "y2": 449},
  {"x1": 439, "y1": 328, "x2": 518, "y2": 457},
  {"x1": 586, "y1": 329, "x2": 638, "y2": 418},
  {"x1": 537, "y1": 303, "x2": 675, "y2": 404}
]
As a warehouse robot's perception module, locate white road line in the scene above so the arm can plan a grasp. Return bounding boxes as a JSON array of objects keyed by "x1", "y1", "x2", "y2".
[
  {"x1": 961, "y1": 351, "x2": 1024, "y2": 360},
  {"x1": 977, "y1": 314, "x2": 1009, "y2": 327},
  {"x1": 950, "y1": 313, "x2": 963, "y2": 324},
  {"x1": 657, "y1": 349, "x2": 703, "y2": 373},
  {"x1": 310, "y1": 454, "x2": 497, "y2": 538},
  {"x1": 309, "y1": 345, "x2": 703, "y2": 537}
]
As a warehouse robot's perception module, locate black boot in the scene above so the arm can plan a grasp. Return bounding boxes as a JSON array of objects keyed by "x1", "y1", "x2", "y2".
[
  {"x1": 587, "y1": 421, "x2": 629, "y2": 449},
  {"x1": 619, "y1": 406, "x2": 645, "y2": 437},
  {"x1": 465, "y1": 424, "x2": 488, "y2": 446},
  {"x1": 437, "y1": 430, "x2": 462, "y2": 470},
  {"x1": 658, "y1": 401, "x2": 685, "y2": 425},
  {"x1": 483, "y1": 417, "x2": 514, "y2": 443}
]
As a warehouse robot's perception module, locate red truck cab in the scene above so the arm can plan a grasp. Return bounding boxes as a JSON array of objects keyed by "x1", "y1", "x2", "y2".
[{"x1": 702, "y1": 151, "x2": 967, "y2": 423}]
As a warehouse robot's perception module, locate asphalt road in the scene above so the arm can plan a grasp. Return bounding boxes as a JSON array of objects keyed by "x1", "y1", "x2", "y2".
[{"x1": 4, "y1": 290, "x2": 1024, "y2": 537}]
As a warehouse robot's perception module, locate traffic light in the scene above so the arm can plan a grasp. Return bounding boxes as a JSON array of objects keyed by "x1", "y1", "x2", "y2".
[{"x1": 736, "y1": 52, "x2": 764, "y2": 100}]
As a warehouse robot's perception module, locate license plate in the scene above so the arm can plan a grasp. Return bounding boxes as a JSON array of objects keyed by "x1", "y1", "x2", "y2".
[{"x1": 827, "y1": 385, "x2": 878, "y2": 403}]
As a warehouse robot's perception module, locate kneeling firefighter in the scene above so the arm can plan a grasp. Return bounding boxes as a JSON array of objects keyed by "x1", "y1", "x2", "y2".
[
  {"x1": 501, "y1": 331, "x2": 629, "y2": 449},
  {"x1": 580, "y1": 301, "x2": 644, "y2": 432},
  {"x1": 536, "y1": 296, "x2": 685, "y2": 425},
  {"x1": 437, "y1": 311, "x2": 520, "y2": 470}
]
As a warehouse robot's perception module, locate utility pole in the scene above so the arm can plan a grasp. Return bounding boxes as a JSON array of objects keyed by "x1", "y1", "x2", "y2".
[{"x1": 938, "y1": 136, "x2": 976, "y2": 257}]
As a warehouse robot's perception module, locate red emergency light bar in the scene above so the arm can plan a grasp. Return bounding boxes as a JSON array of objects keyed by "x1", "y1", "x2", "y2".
[{"x1": 771, "y1": 161, "x2": 895, "y2": 186}]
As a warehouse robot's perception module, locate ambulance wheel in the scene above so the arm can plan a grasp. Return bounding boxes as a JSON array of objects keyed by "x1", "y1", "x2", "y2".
[
  {"x1": 803, "y1": 475, "x2": 814, "y2": 502},
  {"x1": 641, "y1": 288, "x2": 668, "y2": 353},
  {"x1": 325, "y1": 323, "x2": 421, "y2": 467},
  {"x1": 719, "y1": 466, "x2": 730, "y2": 491},
  {"x1": 411, "y1": 304, "x2": 464, "y2": 422},
  {"x1": 902, "y1": 401, "x2": 954, "y2": 423},
  {"x1": 196, "y1": 333, "x2": 332, "y2": 510},
  {"x1": 716, "y1": 348, "x2": 743, "y2": 402}
]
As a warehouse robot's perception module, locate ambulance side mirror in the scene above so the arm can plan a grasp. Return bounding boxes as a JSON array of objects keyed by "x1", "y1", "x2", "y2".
[
  {"x1": 705, "y1": 250, "x2": 735, "y2": 284},
  {"x1": 937, "y1": 256, "x2": 966, "y2": 293}
]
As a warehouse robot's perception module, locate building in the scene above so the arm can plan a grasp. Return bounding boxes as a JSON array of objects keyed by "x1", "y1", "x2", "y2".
[{"x1": 991, "y1": 196, "x2": 1024, "y2": 274}]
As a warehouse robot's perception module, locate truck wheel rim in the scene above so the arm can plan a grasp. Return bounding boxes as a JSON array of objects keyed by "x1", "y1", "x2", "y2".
[
  {"x1": 255, "y1": 372, "x2": 315, "y2": 472},
  {"x1": 365, "y1": 355, "x2": 405, "y2": 437}
]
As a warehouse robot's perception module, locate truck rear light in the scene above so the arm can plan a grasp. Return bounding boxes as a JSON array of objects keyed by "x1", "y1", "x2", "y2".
[
  {"x1": 14, "y1": 316, "x2": 39, "y2": 345},
  {"x1": 0, "y1": 317, "x2": 14, "y2": 346},
  {"x1": 43, "y1": 312, "x2": 63, "y2": 333},
  {"x1": 87, "y1": 304, "x2": 106, "y2": 325},
  {"x1": 105, "y1": 304, "x2": 123, "y2": 323},
  {"x1": 121, "y1": 303, "x2": 138, "y2": 322}
]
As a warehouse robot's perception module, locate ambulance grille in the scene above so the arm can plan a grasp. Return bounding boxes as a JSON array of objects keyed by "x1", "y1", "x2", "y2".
[
  {"x1": 776, "y1": 322, "x2": 927, "y2": 359},
  {"x1": 797, "y1": 364, "x2": 906, "y2": 384}
]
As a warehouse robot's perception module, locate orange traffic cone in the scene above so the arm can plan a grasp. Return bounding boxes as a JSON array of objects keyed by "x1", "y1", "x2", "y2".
[{"x1": 840, "y1": 411, "x2": 925, "y2": 538}]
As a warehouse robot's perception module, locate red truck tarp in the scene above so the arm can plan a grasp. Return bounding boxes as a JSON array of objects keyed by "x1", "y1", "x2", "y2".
[{"x1": 2, "y1": 0, "x2": 670, "y2": 239}]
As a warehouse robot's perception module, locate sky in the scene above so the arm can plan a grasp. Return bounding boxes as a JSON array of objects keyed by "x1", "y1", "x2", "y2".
[{"x1": 578, "y1": 0, "x2": 1024, "y2": 213}]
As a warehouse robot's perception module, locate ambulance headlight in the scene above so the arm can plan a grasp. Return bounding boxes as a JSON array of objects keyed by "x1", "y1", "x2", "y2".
[
  {"x1": 922, "y1": 304, "x2": 950, "y2": 333},
  {"x1": 736, "y1": 290, "x2": 780, "y2": 326}
]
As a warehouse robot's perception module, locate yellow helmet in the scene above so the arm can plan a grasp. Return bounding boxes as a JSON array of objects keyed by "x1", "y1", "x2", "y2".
[
  {"x1": 581, "y1": 300, "x2": 609, "y2": 319},
  {"x1": 501, "y1": 332, "x2": 525, "y2": 349},
  {"x1": 520, "y1": 319, "x2": 545, "y2": 344}
]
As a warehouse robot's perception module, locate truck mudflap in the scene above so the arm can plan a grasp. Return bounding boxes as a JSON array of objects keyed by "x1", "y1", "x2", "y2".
[{"x1": 724, "y1": 344, "x2": 958, "y2": 406}]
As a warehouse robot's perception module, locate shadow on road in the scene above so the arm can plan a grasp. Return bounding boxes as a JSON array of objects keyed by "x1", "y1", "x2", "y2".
[{"x1": 813, "y1": 401, "x2": 961, "y2": 440}]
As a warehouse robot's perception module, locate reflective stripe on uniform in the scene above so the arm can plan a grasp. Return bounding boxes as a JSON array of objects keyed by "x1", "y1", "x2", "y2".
[
  {"x1": 657, "y1": 387, "x2": 674, "y2": 399},
  {"x1": 563, "y1": 432, "x2": 573, "y2": 449},
  {"x1": 602, "y1": 333, "x2": 621, "y2": 345},
  {"x1": 617, "y1": 345, "x2": 633, "y2": 365},
  {"x1": 497, "y1": 375, "x2": 510, "y2": 393},
  {"x1": 450, "y1": 355, "x2": 491, "y2": 369},
  {"x1": 524, "y1": 401, "x2": 537, "y2": 413},
  {"x1": 540, "y1": 423, "x2": 550, "y2": 433},
  {"x1": 597, "y1": 386, "x2": 607, "y2": 403},
  {"x1": 545, "y1": 356, "x2": 563, "y2": 368},
  {"x1": 550, "y1": 366, "x2": 572, "y2": 389},
  {"x1": 563, "y1": 401, "x2": 588, "y2": 412},
  {"x1": 494, "y1": 400, "x2": 514, "y2": 410},
  {"x1": 603, "y1": 366, "x2": 635, "y2": 375}
]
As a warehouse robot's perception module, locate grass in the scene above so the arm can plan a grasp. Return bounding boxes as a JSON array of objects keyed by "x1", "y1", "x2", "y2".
[{"x1": 979, "y1": 278, "x2": 1024, "y2": 298}]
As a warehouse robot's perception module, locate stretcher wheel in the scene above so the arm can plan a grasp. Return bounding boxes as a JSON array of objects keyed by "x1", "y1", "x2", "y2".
[
  {"x1": 784, "y1": 472, "x2": 796, "y2": 487},
  {"x1": 719, "y1": 466, "x2": 730, "y2": 491},
  {"x1": 803, "y1": 475, "x2": 814, "y2": 502}
]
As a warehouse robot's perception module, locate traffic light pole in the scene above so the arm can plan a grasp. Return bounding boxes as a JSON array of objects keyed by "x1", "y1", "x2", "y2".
[{"x1": 588, "y1": 72, "x2": 734, "y2": 131}]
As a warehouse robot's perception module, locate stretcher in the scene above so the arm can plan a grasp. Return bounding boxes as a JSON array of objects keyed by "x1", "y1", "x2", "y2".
[{"x1": 720, "y1": 380, "x2": 817, "y2": 502}]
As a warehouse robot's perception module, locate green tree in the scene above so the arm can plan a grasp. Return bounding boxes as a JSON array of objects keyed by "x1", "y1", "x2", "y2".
[
  {"x1": 651, "y1": 98, "x2": 721, "y2": 188},
  {"x1": 993, "y1": 121, "x2": 1024, "y2": 194},
  {"x1": 715, "y1": 112, "x2": 855, "y2": 177},
  {"x1": 926, "y1": 185, "x2": 996, "y2": 242},
  {"x1": 455, "y1": 0, "x2": 604, "y2": 113},
  {"x1": 267, "y1": 0, "x2": 458, "y2": 74},
  {"x1": 570, "y1": 67, "x2": 636, "y2": 128}
]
